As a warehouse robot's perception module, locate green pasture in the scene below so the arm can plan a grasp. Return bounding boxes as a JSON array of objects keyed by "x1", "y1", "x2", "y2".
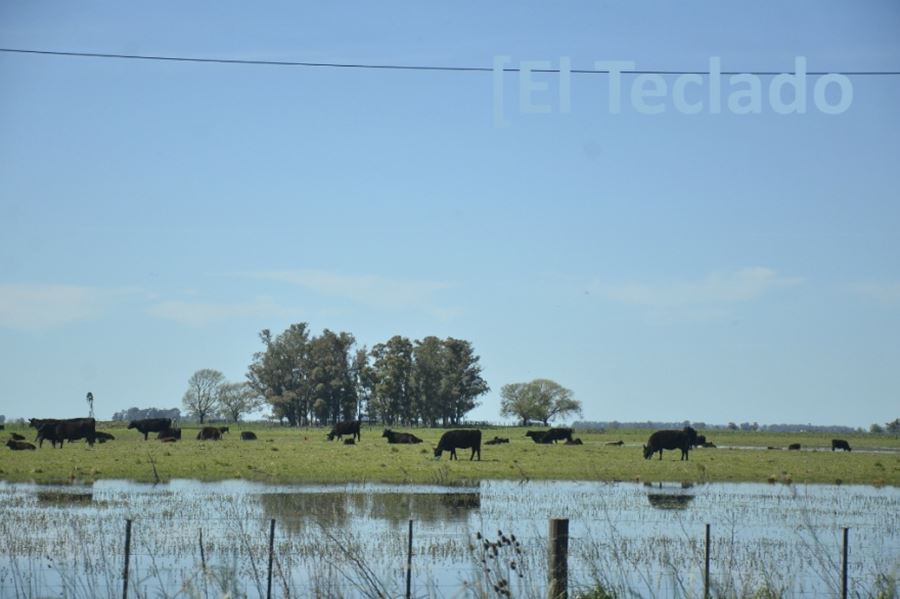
[{"x1": 1, "y1": 424, "x2": 898, "y2": 486}]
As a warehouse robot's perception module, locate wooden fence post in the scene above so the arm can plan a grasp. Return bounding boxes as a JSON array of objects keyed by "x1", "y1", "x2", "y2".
[
  {"x1": 704, "y1": 523, "x2": 711, "y2": 599},
  {"x1": 548, "y1": 518, "x2": 569, "y2": 599},
  {"x1": 267, "y1": 519, "x2": 276, "y2": 599},
  {"x1": 406, "y1": 519, "x2": 414, "y2": 599},
  {"x1": 122, "y1": 519, "x2": 132, "y2": 599},
  {"x1": 841, "y1": 527, "x2": 849, "y2": 599}
]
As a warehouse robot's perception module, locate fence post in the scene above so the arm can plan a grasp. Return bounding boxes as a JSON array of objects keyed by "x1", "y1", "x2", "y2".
[
  {"x1": 704, "y1": 523, "x2": 711, "y2": 599},
  {"x1": 548, "y1": 518, "x2": 569, "y2": 599},
  {"x1": 406, "y1": 519, "x2": 414, "y2": 599},
  {"x1": 841, "y1": 527, "x2": 849, "y2": 599},
  {"x1": 122, "y1": 519, "x2": 132, "y2": 599},
  {"x1": 267, "y1": 519, "x2": 276, "y2": 599}
]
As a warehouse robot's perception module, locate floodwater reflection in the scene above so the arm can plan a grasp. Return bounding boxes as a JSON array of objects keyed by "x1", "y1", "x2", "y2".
[{"x1": 258, "y1": 489, "x2": 480, "y2": 531}]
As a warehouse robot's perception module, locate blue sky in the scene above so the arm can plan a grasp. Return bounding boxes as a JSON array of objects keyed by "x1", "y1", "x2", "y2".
[{"x1": 1, "y1": 1, "x2": 898, "y2": 427}]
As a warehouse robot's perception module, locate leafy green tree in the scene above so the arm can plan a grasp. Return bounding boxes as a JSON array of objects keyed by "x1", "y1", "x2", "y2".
[
  {"x1": 370, "y1": 336, "x2": 414, "y2": 425},
  {"x1": 886, "y1": 418, "x2": 900, "y2": 434},
  {"x1": 183, "y1": 369, "x2": 225, "y2": 423},
  {"x1": 870, "y1": 423, "x2": 884, "y2": 434},
  {"x1": 411, "y1": 336, "x2": 446, "y2": 426},
  {"x1": 499, "y1": 379, "x2": 581, "y2": 426},
  {"x1": 308, "y1": 329, "x2": 358, "y2": 424},
  {"x1": 217, "y1": 381, "x2": 262, "y2": 423},
  {"x1": 441, "y1": 338, "x2": 489, "y2": 426},
  {"x1": 246, "y1": 324, "x2": 313, "y2": 426},
  {"x1": 352, "y1": 347, "x2": 375, "y2": 420},
  {"x1": 499, "y1": 382, "x2": 542, "y2": 426}
]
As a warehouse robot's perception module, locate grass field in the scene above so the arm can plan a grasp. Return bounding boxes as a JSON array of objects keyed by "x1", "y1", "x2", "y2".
[{"x1": 2, "y1": 423, "x2": 898, "y2": 485}]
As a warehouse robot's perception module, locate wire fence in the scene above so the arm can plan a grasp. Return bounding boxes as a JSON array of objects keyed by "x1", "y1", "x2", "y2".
[{"x1": 1, "y1": 514, "x2": 896, "y2": 599}]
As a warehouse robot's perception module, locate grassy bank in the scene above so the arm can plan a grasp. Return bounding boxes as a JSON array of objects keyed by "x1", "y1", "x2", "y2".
[{"x1": 2, "y1": 423, "x2": 898, "y2": 485}]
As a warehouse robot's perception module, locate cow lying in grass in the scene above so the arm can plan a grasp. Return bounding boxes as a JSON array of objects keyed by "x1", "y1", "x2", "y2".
[
  {"x1": 382, "y1": 429, "x2": 423, "y2": 444},
  {"x1": 6, "y1": 439, "x2": 36, "y2": 450},
  {"x1": 485, "y1": 436, "x2": 509, "y2": 445},
  {"x1": 157, "y1": 428, "x2": 182, "y2": 441}
]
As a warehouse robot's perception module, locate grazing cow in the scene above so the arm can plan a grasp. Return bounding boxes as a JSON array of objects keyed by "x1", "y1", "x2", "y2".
[
  {"x1": 643, "y1": 429, "x2": 693, "y2": 461},
  {"x1": 382, "y1": 429, "x2": 423, "y2": 444},
  {"x1": 434, "y1": 429, "x2": 482, "y2": 461},
  {"x1": 128, "y1": 418, "x2": 173, "y2": 441},
  {"x1": 565, "y1": 438, "x2": 583, "y2": 445},
  {"x1": 9, "y1": 432, "x2": 25, "y2": 441},
  {"x1": 606, "y1": 440, "x2": 624, "y2": 446},
  {"x1": 36, "y1": 418, "x2": 96, "y2": 448},
  {"x1": 485, "y1": 436, "x2": 509, "y2": 445},
  {"x1": 831, "y1": 439, "x2": 851, "y2": 452},
  {"x1": 95, "y1": 432, "x2": 115, "y2": 443},
  {"x1": 6, "y1": 439, "x2": 36, "y2": 450},
  {"x1": 327, "y1": 420, "x2": 361, "y2": 442},
  {"x1": 525, "y1": 428, "x2": 573, "y2": 444},
  {"x1": 240, "y1": 431, "x2": 257, "y2": 441},
  {"x1": 196, "y1": 427, "x2": 222, "y2": 441},
  {"x1": 218, "y1": 426, "x2": 230, "y2": 435},
  {"x1": 788, "y1": 443, "x2": 801, "y2": 450},
  {"x1": 157, "y1": 428, "x2": 182, "y2": 440}
]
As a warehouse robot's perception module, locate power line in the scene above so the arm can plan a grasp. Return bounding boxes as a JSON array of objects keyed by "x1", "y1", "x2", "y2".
[{"x1": 2, "y1": 47, "x2": 900, "y2": 76}]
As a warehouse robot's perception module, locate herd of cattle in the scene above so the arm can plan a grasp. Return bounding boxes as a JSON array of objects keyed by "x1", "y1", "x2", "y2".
[{"x1": 4, "y1": 418, "x2": 854, "y2": 459}]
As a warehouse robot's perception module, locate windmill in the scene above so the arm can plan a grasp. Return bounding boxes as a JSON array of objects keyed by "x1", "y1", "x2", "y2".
[{"x1": 86, "y1": 392, "x2": 94, "y2": 419}]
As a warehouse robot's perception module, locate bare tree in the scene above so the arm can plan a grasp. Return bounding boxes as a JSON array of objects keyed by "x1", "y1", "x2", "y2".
[{"x1": 182, "y1": 369, "x2": 225, "y2": 423}]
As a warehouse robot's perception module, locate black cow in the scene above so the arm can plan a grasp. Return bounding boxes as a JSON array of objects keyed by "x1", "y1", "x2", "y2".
[
  {"x1": 343, "y1": 438, "x2": 355, "y2": 445},
  {"x1": 565, "y1": 438, "x2": 583, "y2": 445},
  {"x1": 36, "y1": 423, "x2": 63, "y2": 448},
  {"x1": 95, "y1": 432, "x2": 115, "y2": 443},
  {"x1": 6, "y1": 439, "x2": 36, "y2": 450},
  {"x1": 832, "y1": 439, "x2": 851, "y2": 452},
  {"x1": 240, "y1": 431, "x2": 257, "y2": 441},
  {"x1": 643, "y1": 429, "x2": 692, "y2": 460},
  {"x1": 382, "y1": 429, "x2": 423, "y2": 444},
  {"x1": 36, "y1": 418, "x2": 96, "y2": 448},
  {"x1": 526, "y1": 428, "x2": 573, "y2": 444},
  {"x1": 788, "y1": 443, "x2": 801, "y2": 450},
  {"x1": 128, "y1": 418, "x2": 173, "y2": 441},
  {"x1": 327, "y1": 421, "x2": 361, "y2": 442},
  {"x1": 9, "y1": 432, "x2": 25, "y2": 441},
  {"x1": 485, "y1": 436, "x2": 509, "y2": 445},
  {"x1": 434, "y1": 430, "x2": 481, "y2": 461},
  {"x1": 157, "y1": 428, "x2": 182, "y2": 440},
  {"x1": 693, "y1": 435, "x2": 707, "y2": 448},
  {"x1": 197, "y1": 427, "x2": 222, "y2": 441}
]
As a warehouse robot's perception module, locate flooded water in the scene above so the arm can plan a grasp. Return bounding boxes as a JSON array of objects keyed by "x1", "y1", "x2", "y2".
[{"x1": 0, "y1": 479, "x2": 897, "y2": 598}]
